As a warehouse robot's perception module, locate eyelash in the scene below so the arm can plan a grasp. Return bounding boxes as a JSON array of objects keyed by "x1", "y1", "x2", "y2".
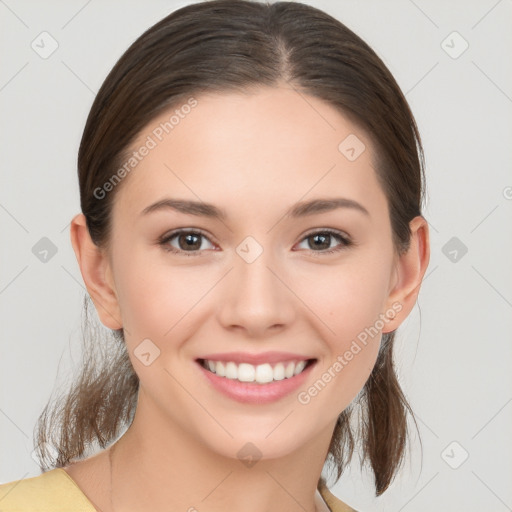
[{"x1": 157, "y1": 228, "x2": 353, "y2": 257}]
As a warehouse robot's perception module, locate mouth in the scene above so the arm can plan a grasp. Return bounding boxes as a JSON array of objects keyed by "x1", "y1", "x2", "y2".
[{"x1": 196, "y1": 357, "x2": 317, "y2": 385}]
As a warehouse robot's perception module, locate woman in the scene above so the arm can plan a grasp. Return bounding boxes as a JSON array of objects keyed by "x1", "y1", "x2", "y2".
[{"x1": 0, "y1": 0, "x2": 430, "y2": 510}]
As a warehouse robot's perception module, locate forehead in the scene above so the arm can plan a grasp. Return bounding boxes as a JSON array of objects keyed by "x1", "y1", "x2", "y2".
[{"x1": 113, "y1": 85, "x2": 387, "y2": 221}]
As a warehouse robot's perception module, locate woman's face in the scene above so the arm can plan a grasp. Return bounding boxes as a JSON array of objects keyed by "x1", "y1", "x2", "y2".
[{"x1": 101, "y1": 85, "x2": 405, "y2": 460}]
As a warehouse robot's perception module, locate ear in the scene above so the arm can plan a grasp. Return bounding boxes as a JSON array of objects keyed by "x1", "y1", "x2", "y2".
[
  {"x1": 382, "y1": 215, "x2": 430, "y2": 333},
  {"x1": 69, "y1": 213, "x2": 123, "y2": 330}
]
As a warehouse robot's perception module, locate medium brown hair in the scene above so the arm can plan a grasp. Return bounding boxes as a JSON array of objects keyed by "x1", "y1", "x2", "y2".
[{"x1": 34, "y1": 0, "x2": 424, "y2": 496}]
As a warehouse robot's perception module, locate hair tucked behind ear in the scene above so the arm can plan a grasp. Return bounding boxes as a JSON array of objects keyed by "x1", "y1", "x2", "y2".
[{"x1": 34, "y1": 0, "x2": 425, "y2": 496}]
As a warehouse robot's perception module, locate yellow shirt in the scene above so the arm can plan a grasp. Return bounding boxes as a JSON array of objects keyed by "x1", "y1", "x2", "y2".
[{"x1": 0, "y1": 468, "x2": 357, "y2": 511}]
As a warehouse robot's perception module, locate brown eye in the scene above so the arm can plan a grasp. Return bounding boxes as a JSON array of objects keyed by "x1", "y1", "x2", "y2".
[
  {"x1": 159, "y1": 230, "x2": 215, "y2": 256},
  {"x1": 296, "y1": 229, "x2": 352, "y2": 255},
  {"x1": 176, "y1": 232, "x2": 202, "y2": 251}
]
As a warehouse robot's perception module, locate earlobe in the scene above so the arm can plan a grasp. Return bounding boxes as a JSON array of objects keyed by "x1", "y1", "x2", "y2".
[
  {"x1": 69, "y1": 213, "x2": 123, "y2": 330},
  {"x1": 382, "y1": 216, "x2": 430, "y2": 333}
]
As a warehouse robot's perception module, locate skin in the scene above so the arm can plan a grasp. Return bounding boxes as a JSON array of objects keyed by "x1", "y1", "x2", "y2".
[{"x1": 66, "y1": 84, "x2": 429, "y2": 512}]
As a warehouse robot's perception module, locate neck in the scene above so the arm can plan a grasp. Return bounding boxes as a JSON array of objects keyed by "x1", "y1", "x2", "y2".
[{"x1": 107, "y1": 392, "x2": 335, "y2": 512}]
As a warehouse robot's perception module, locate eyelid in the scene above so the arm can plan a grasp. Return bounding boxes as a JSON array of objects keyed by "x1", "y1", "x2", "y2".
[
  {"x1": 158, "y1": 228, "x2": 217, "y2": 256},
  {"x1": 294, "y1": 228, "x2": 352, "y2": 255},
  {"x1": 159, "y1": 227, "x2": 213, "y2": 242},
  {"x1": 158, "y1": 227, "x2": 353, "y2": 256},
  {"x1": 301, "y1": 227, "x2": 351, "y2": 242}
]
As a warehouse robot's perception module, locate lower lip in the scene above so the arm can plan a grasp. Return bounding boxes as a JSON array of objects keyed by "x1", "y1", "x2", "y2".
[{"x1": 197, "y1": 361, "x2": 316, "y2": 404}]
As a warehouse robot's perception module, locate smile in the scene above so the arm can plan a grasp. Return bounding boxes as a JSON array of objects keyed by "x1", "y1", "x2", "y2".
[{"x1": 198, "y1": 358, "x2": 316, "y2": 384}]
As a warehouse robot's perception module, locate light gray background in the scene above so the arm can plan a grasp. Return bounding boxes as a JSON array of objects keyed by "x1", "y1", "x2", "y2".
[{"x1": 1, "y1": 1, "x2": 511, "y2": 511}]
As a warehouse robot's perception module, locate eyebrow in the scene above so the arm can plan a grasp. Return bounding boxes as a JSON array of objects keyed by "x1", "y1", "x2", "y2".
[{"x1": 141, "y1": 197, "x2": 370, "y2": 220}]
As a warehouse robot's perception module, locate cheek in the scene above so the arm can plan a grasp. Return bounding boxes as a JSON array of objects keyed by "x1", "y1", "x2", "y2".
[
  {"x1": 112, "y1": 255, "x2": 213, "y2": 390},
  {"x1": 293, "y1": 255, "x2": 391, "y2": 394},
  {"x1": 113, "y1": 250, "x2": 215, "y2": 341},
  {"x1": 297, "y1": 255, "x2": 392, "y2": 339},
  {"x1": 296, "y1": 272, "x2": 385, "y2": 414}
]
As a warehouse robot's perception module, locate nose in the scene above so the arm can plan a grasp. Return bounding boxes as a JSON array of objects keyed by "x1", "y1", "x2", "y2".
[{"x1": 217, "y1": 245, "x2": 296, "y2": 338}]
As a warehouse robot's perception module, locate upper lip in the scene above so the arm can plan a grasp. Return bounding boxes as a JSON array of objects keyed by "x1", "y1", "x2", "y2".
[{"x1": 197, "y1": 351, "x2": 315, "y2": 366}]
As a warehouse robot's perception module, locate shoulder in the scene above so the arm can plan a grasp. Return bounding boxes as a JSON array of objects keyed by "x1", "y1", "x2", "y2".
[
  {"x1": 318, "y1": 481, "x2": 359, "y2": 512},
  {"x1": 0, "y1": 469, "x2": 96, "y2": 511}
]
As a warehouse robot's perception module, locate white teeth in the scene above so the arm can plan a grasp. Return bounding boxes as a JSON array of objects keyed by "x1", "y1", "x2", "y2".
[
  {"x1": 203, "y1": 359, "x2": 311, "y2": 383},
  {"x1": 216, "y1": 361, "x2": 226, "y2": 377},
  {"x1": 255, "y1": 363, "x2": 273, "y2": 383},
  {"x1": 273, "y1": 363, "x2": 285, "y2": 381},
  {"x1": 238, "y1": 363, "x2": 256, "y2": 382},
  {"x1": 284, "y1": 362, "x2": 295, "y2": 379},
  {"x1": 294, "y1": 360, "x2": 307, "y2": 375},
  {"x1": 225, "y1": 362, "x2": 238, "y2": 379}
]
